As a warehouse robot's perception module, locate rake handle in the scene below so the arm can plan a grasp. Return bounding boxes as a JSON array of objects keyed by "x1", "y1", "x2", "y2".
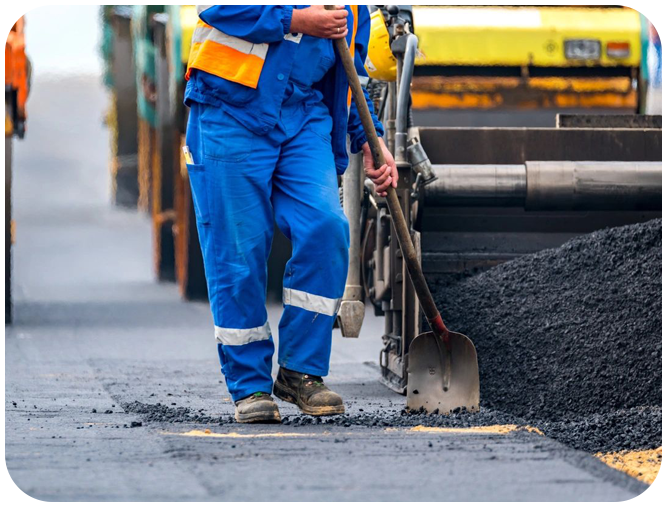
[{"x1": 327, "y1": 7, "x2": 450, "y2": 345}]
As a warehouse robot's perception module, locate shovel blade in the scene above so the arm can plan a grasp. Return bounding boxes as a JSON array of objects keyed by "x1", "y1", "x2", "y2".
[{"x1": 407, "y1": 331, "x2": 480, "y2": 414}]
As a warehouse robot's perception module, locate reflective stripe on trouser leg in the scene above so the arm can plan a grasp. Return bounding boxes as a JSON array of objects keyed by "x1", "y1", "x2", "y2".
[
  {"x1": 273, "y1": 104, "x2": 350, "y2": 376},
  {"x1": 283, "y1": 288, "x2": 342, "y2": 317},
  {"x1": 185, "y1": 101, "x2": 279, "y2": 401}
]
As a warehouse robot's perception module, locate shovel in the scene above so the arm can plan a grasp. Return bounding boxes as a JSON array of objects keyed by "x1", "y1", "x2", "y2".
[{"x1": 329, "y1": 10, "x2": 480, "y2": 414}]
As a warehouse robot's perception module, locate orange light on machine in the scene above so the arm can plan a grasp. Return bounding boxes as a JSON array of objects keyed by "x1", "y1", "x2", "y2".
[{"x1": 606, "y1": 41, "x2": 630, "y2": 59}]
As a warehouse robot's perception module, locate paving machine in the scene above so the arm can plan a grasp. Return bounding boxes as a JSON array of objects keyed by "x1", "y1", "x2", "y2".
[{"x1": 337, "y1": 6, "x2": 661, "y2": 399}]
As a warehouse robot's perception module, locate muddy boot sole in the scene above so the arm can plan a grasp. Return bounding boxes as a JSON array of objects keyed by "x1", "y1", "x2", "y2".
[
  {"x1": 234, "y1": 408, "x2": 282, "y2": 424},
  {"x1": 273, "y1": 381, "x2": 345, "y2": 416}
]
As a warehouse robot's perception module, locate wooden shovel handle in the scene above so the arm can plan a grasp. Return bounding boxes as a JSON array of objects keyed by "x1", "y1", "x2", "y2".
[{"x1": 326, "y1": 6, "x2": 450, "y2": 345}]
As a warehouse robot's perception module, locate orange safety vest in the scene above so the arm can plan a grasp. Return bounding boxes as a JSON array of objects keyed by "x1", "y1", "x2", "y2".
[{"x1": 186, "y1": 5, "x2": 359, "y2": 94}]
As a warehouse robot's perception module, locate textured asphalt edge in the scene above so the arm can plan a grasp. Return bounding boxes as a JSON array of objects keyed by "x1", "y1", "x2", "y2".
[{"x1": 512, "y1": 430, "x2": 650, "y2": 496}]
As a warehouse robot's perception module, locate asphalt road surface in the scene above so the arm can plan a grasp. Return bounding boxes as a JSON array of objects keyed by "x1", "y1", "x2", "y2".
[{"x1": 4, "y1": 75, "x2": 649, "y2": 502}]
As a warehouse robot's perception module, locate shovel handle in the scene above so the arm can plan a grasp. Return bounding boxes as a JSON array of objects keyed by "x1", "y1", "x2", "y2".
[{"x1": 327, "y1": 7, "x2": 450, "y2": 346}]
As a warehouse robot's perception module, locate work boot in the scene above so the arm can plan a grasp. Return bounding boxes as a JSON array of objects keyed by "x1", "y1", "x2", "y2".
[
  {"x1": 234, "y1": 392, "x2": 281, "y2": 423},
  {"x1": 273, "y1": 367, "x2": 345, "y2": 416}
]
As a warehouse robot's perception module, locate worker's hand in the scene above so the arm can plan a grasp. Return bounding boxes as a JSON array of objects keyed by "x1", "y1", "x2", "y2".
[
  {"x1": 289, "y1": 5, "x2": 348, "y2": 39},
  {"x1": 361, "y1": 138, "x2": 398, "y2": 197}
]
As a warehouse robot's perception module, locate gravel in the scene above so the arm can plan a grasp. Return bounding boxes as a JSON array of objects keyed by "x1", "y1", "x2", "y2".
[
  {"x1": 122, "y1": 401, "x2": 235, "y2": 425},
  {"x1": 538, "y1": 406, "x2": 662, "y2": 454},
  {"x1": 429, "y1": 219, "x2": 662, "y2": 452},
  {"x1": 281, "y1": 406, "x2": 524, "y2": 428},
  {"x1": 121, "y1": 399, "x2": 529, "y2": 433}
]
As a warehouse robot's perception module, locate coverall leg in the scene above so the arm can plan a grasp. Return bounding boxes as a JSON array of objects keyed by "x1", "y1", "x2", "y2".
[
  {"x1": 185, "y1": 98, "x2": 349, "y2": 402},
  {"x1": 273, "y1": 100, "x2": 350, "y2": 377}
]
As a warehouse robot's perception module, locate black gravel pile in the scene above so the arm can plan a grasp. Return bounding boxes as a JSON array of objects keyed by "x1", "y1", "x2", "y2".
[
  {"x1": 429, "y1": 219, "x2": 662, "y2": 452},
  {"x1": 538, "y1": 406, "x2": 662, "y2": 454}
]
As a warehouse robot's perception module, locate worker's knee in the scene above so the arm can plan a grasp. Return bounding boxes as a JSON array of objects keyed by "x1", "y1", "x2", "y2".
[
  {"x1": 315, "y1": 210, "x2": 350, "y2": 250},
  {"x1": 297, "y1": 210, "x2": 349, "y2": 273}
]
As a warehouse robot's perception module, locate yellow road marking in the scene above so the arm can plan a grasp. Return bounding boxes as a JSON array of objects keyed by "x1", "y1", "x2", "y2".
[
  {"x1": 162, "y1": 429, "x2": 320, "y2": 439},
  {"x1": 166, "y1": 425, "x2": 548, "y2": 439},
  {"x1": 595, "y1": 447, "x2": 662, "y2": 485},
  {"x1": 407, "y1": 424, "x2": 544, "y2": 435}
]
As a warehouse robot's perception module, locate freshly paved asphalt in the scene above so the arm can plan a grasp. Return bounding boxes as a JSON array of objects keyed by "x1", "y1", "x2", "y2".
[{"x1": 4, "y1": 75, "x2": 649, "y2": 501}]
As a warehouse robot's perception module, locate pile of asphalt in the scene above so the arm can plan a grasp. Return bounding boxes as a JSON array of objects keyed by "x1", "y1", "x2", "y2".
[
  {"x1": 538, "y1": 406, "x2": 662, "y2": 454},
  {"x1": 428, "y1": 219, "x2": 662, "y2": 453}
]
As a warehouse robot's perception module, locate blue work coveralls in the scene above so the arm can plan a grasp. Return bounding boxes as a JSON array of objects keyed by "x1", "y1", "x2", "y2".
[{"x1": 184, "y1": 5, "x2": 383, "y2": 401}]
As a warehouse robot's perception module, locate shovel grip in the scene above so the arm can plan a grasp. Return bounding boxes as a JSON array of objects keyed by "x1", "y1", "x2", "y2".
[{"x1": 328, "y1": 7, "x2": 450, "y2": 344}]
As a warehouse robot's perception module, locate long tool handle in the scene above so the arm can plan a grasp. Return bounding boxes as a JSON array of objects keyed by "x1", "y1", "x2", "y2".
[{"x1": 327, "y1": 8, "x2": 450, "y2": 345}]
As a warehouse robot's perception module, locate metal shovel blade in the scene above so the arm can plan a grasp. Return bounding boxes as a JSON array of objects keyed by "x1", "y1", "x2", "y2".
[{"x1": 407, "y1": 331, "x2": 480, "y2": 414}]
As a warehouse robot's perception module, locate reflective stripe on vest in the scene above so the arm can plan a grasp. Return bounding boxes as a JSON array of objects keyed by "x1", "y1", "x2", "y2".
[{"x1": 186, "y1": 17, "x2": 269, "y2": 89}]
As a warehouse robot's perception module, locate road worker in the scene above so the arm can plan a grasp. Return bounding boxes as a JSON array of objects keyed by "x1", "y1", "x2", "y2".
[{"x1": 184, "y1": 5, "x2": 397, "y2": 423}]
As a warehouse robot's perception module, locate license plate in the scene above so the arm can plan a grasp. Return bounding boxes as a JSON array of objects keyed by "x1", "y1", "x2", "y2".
[{"x1": 564, "y1": 39, "x2": 601, "y2": 60}]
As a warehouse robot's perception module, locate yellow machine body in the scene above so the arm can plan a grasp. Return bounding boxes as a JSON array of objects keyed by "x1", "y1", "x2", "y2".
[{"x1": 411, "y1": 6, "x2": 641, "y2": 110}]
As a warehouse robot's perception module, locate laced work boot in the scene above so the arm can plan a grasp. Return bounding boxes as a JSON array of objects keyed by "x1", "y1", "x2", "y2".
[
  {"x1": 234, "y1": 392, "x2": 281, "y2": 423},
  {"x1": 273, "y1": 367, "x2": 345, "y2": 416}
]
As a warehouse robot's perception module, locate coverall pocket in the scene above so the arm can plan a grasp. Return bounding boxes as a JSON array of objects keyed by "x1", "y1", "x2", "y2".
[
  {"x1": 186, "y1": 164, "x2": 211, "y2": 225},
  {"x1": 199, "y1": 106, "x2": 254, "y2": 162},
  {"x1": 314, "y1": 54, "x2": 335, "y2": 83}
]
